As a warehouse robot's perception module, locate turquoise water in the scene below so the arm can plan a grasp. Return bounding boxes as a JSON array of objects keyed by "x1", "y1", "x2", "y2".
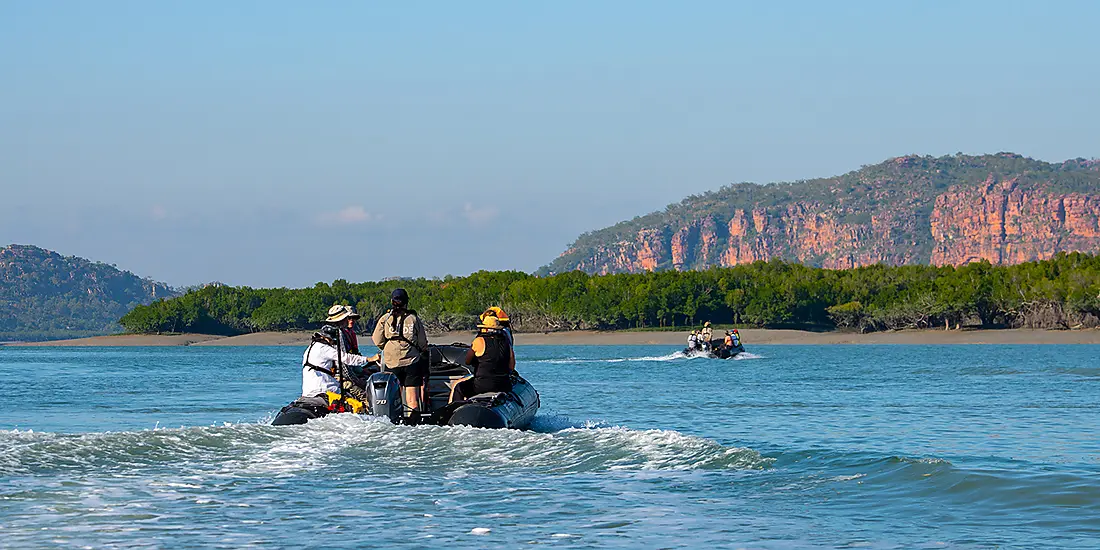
[{"x1": 1, "y1": 344, "x2": 1098, "y2": 548}]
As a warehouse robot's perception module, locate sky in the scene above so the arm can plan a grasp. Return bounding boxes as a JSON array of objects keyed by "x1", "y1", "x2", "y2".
[{"x1": 2, "y1": 1, "x2": 1098, "y2": 288}]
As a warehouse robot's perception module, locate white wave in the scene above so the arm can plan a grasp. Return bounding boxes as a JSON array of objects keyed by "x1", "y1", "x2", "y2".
[
  {"x1": 530, "y1": 351, "x2": 704, "y2": 365},
  {"x1": 1, "y1": 416, "x2": 770, "y2": 476},
  {"x1": 733, "y1": 352, "x2": 764, "y2": 360}
]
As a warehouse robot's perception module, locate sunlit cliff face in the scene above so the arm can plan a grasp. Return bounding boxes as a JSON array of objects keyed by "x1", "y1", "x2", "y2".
[{"x1": 562, "y1": 174, "x2": 1100, "y2": 274}]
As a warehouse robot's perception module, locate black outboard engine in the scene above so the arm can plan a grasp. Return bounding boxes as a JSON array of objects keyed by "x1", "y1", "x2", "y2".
[{"x1": 365, "y1": 372, "x2": 402, "y2": 423}]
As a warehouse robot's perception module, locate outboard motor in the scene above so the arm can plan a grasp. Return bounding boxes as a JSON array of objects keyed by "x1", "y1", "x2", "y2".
[{"x1": 365, "y1": 372, "x2": 402, "y2": 423}]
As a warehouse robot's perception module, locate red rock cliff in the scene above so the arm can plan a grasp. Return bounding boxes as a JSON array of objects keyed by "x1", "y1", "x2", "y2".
[{"x1": 545, "y1": 154, "x2": 1100, "y2": 274}]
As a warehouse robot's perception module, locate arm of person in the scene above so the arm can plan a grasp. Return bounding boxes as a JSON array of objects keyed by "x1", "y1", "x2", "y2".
[
  {"x1": 465, "y1": 336, "x2": 484, "y2": 365},
  {"x1": 414, "y1": 317, "x2": 428, "y2": 350},
  {"x1": 340, "y1": 350, "x2": 377, "y2": 367},
  {"x1": 509, "y1": 347, "x2": 516, "y2": 372},
  {"x1": 371, "y1": 314, "x2": 386, "y2": 348}
]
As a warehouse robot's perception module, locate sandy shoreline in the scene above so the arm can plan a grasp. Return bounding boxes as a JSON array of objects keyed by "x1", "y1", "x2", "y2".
[{"x1": 5, "y1": 327, "x2": 1100, "y2": 347}]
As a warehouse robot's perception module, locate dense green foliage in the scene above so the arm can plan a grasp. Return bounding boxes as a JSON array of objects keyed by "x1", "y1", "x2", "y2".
[
  {"x1": 543, "y1": 153, "x2": 1100, "y2": 274},
  {"x1": 121, "y1": 253, "x2": 1100, "y2": 335},
  {"x1": 0, "y1": 245, "x2": 177, "y2": 341}
]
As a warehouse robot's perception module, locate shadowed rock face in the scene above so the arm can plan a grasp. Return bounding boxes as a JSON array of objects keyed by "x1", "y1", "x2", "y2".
[{"x1": 544, "y1": 154, "x2": 1100, "y2": 275}]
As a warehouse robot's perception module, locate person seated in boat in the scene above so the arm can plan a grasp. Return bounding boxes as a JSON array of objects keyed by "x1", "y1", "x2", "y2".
[
  {"x1": 480, "y1": 306, "x2": 514, "y2": 348},
  {"x1": 687, "y1": 330, "x2": 699, "y2": 351},
  {"x1": 699, "y1": 321, "x2": 713, "y2": 350},
  {"x1": 730, "y1": 328, "x2": 742, "y2": 349},
  {"x1": 372, "y1": 288, "x2": 430, "y2": 413},
  {"x1": 325, "y1": 304, "x2": 362, "y2": 354},
  {"x1": 301, "y1": 324, "x2": 379, "y2": 402},
  {"x1": 459, "y1": 315, "x2": 515, "y2": 398},
  {"x1": 722, "y1": 330, "x2": 734, "y2": 350}
]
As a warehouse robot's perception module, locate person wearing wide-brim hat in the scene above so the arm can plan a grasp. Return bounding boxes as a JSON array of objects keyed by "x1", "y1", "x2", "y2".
[
  {"x1": 300, "y1": 305, "x2": 377, "y2": 402},
  {"x1": 459, "y1": 315, "x2": 515, "y2": 400},
  {"x1": 325, "y1": 304, "x2": 362, "y2": 355}
]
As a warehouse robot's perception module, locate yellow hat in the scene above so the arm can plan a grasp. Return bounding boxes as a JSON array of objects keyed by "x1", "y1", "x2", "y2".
[
  {"x1": 480, "y1": 306, "x2": 510, "y2": 322},
  {"x1": 477, "y1": 316, "x2": 503, "y2": 330},
  {"x1": 704, "y1": 321, "x2": 711, "y2": 327}
]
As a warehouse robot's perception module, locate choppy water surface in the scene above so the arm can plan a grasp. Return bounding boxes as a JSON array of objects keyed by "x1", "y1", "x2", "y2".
[{"x1": 1, "y1": 344, "x2": 1098, "y2": 548}]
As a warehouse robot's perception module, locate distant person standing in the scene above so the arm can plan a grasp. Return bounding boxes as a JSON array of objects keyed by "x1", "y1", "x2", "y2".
[
  {"x1": 372, "y1": 288, "x2": 430, "y2": 414},
  {"x1": 699, "y1": 321, "x2": 713, "y2": 350}
]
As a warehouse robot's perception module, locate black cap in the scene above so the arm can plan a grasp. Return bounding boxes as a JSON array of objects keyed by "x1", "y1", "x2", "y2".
[{"x1": 391, "y1": 288, "x2": 409, "y2": 304}]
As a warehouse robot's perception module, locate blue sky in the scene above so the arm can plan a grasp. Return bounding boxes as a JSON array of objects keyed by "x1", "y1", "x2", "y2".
[{"x1": 2, "y1": 1, "x2": 1097, "y2": 287}]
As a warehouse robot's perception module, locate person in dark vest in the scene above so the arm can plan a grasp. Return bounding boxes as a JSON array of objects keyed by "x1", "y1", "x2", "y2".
[
  {"x1": 462, "y1": 315, "x2": 515, "y2": 396},
  {"x1": 479, "y1": 306, "x2": 514, "y2": 348},
  {"x1": 371, "y1": 288, "x2": 430, "y2": 414},
  {"x1": 325, "y1": 304, "x2": 361, "y2": 354}
]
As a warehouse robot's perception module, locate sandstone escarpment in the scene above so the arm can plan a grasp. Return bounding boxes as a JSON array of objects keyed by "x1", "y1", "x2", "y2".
[
  {"x1": 544, "y1": 153, "x2": 1100, "y2": 275},
  {"x1": 929, "y1": 176, "x2": 1100, "y2": 265}
]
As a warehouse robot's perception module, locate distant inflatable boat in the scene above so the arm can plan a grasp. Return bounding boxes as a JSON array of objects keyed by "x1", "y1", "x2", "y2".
[
  {"x1": 683, "y1": 338, "x2": 745, "y2": 359},
  {"x1": 272, "y1": 343, "x2": 539, "y2": 429}
]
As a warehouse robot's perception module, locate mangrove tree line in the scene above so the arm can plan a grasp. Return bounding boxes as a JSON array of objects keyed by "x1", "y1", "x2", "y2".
[{"x1": 119, "y1": 253, "x2": 1100, "y2": 335}]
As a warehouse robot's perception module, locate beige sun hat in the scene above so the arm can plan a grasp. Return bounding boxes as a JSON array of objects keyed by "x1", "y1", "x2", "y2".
[
  {"x1": 325, "y1": 304, "x2": 361, "y2": 323},
  {"x1": 477, "y1": 316, "x2": 502, "y2": 330}
]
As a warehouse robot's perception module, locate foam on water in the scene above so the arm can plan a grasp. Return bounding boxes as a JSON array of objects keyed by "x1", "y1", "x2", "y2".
[
  {"x1": 531, "y1": 349, "x2": 757, "y2": 364},
  {"x1": 0, "y1": 416, "x2": 771, "y2": 478}
]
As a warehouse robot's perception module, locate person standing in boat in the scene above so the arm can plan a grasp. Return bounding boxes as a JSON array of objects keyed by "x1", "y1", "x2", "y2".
[
  {"x1": 463, "y1": 315, "x2": 515, "y2": 395},
  {"x1": 301, "y1": 324, "x2": 378, "y2": 402},
  {"x1": 699, "y1": 321, "x2": 713, "y2": 350},
  {"x1": 325, "y1": 304, "x2": 361, "y2": 354},
  {"x1": 372, "y1": 288, "x2": 430, "y2": 414}
]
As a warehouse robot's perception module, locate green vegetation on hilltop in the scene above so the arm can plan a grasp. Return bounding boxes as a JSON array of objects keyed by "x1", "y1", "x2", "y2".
[
  {"x1": 0, "y1": 245, "x2": 177, "y2": 341},
  {"x1": 121, "y1": 253, "x2": 1100, "y2": 335}
]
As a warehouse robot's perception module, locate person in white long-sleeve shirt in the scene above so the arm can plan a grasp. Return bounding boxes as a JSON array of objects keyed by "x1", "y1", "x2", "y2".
[{"x1": 302, "y1": 324, "x2": 378, "y2": 398}]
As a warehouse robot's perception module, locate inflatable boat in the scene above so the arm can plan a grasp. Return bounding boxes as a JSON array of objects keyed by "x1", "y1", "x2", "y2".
[
  {"x1": 272, "y1": 343, "x2": 539, "y2": 429},
  {"x1": 683, "y1": 338, "x2": 745, "y2": 359}
]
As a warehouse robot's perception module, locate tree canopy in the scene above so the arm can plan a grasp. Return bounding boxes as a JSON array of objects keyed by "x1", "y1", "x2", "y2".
[{"x1": 121, "y1": 253, "x2": 1100, "y2": 335}]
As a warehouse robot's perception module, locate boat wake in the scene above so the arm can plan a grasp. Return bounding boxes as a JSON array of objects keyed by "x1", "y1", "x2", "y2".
[{"x1": 0, "y1": 417, "x2": 771, "y2": 478}]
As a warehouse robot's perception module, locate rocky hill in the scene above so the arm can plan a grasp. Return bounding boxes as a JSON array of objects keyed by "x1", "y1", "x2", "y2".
[
  {"x1": 543, "y1": 153, "x2": 1100, "y2": 275},
  {"x1": 0, "y1": 244, "x2": 177, "y2": 341}
]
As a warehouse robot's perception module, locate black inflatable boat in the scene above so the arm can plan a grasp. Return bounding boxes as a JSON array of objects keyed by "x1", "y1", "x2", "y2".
[
  {"x1": 272, "y1": 343, "x2": 539, "y2": 429},
  {"x1": 683, "y1": 338, "x2": 745, "y2": 359}
]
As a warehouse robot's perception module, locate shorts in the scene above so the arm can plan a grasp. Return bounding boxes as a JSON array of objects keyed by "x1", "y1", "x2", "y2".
[{"x1": 391, "y1": 354, "x2": 429, "y2": 387}]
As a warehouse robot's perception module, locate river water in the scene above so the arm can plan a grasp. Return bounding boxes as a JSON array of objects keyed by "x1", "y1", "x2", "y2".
[{"x1": 1, "y1": 344, "x2": 1097, "y2": 548}]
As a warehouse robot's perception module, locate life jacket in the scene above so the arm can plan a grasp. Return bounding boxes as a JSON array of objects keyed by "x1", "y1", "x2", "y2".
[
  {"x1": 471, "y1": 330, "x2": 512, "y2": 385},
  {"x1": 303, "y1": 336, "x2": 336, "y2": 377},
  {"x1": 732, "y1": 334, "x2": 741, "y2": 347},
  {"x1": 341, "y1": 327, "x2": 360, "y2": 355},
  {"x1": 379, "y1": 309, "x2": 424, "y2": 353}
]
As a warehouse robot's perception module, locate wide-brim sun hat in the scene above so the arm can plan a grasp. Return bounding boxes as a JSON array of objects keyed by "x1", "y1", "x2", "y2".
[{"x1": 325, "y1": 304, "x2": 361, "y2": 323}]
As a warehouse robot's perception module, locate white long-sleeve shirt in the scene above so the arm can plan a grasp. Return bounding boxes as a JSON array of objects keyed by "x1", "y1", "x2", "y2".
[{"x1": 301, "y1": 341, "x2": 374, "y2": 397}]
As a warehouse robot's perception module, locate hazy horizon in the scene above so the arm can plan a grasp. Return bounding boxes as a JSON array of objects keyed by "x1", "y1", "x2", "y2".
[{"x1": 3, "y1": 1, "x2": 1098, "y2": 287}]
